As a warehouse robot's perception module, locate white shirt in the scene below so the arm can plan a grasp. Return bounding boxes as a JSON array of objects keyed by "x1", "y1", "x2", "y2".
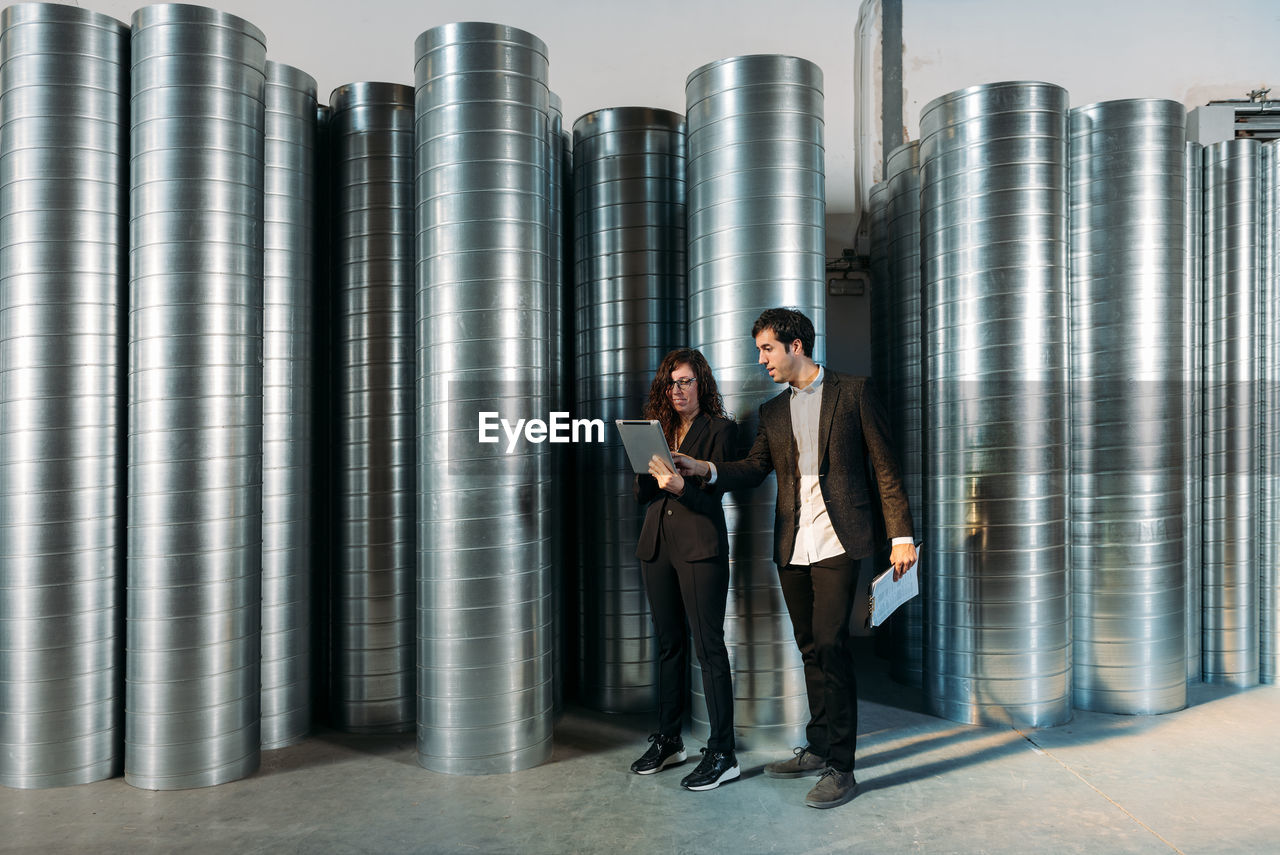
[{"x1": 708, "y1": 364, "x2": 912, "y2": 565}]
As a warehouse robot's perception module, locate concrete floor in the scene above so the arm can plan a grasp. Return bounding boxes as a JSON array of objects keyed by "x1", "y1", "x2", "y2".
[{"x1": 5, "y1": 644, "x2": 1278, "y2": 855}]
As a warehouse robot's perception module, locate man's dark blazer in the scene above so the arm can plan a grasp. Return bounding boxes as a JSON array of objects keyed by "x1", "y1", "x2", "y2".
[
  {"x1": 634, "y1": 413, "x2": 737, "y2": 563},
  {"x1": 714, "y1": 371, "x2": 913, "y2": 566}
]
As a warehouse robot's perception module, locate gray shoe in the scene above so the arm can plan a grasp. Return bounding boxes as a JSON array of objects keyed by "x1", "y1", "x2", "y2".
[
  {"x1": 764, "y1": 745, "x2": 827, "y2": 779},
  {"x1": 804, "y1": 767, "x2": 859, "y2": 809}
]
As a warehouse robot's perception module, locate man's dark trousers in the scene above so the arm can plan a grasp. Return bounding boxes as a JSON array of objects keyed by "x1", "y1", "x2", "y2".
[{"x1": 778, "y1": 553, "x2": 859, "y2": 772}]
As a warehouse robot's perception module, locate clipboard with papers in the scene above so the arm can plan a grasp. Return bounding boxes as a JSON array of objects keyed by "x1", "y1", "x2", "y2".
[{"x1": 868, "y1": 545, "x2": 921, "y2": 628}]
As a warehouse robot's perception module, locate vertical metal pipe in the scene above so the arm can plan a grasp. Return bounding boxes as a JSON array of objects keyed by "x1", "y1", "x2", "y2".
[
  {"x1": 261, "y1": 61, "x2": 316, "y2": 748},
  {"x1": 547, "y1": 92, "x2": 566, "y2": 718},
  {"x1": 1259, "y1": 140, "x2": 1279, "y2": 685},
  {"x1": 868, "y1": 180, "x2": 891, "y2": 391},
  {"x1": 329, "y1": 82, "x2": 416, "y2": 732},
  {"x1": 572, "y1": 107, "x2": 687, "y2": 713},
  {"x1": 126, "y1": 3, "x2": 266, "y2": 789},
  {"x1": 1068, "y1": 99, "x2": 1187, "y2": 714},
  {"x1": 1202, "y1": 139, "x2": 1260, "y2": 688},
  {"x1": 1185, "y1": 140, "x2": 1204, "y2": 683},
  {"x1": 884, "y1": 141, "x2": 924, "y2": 688},
  {"x1": 685, "y1": 54, "x2": 824, "y2": 750},
  {"x1": 0, "y1": 2, "x2": 128, "y2": 789},
  {"x1": 920, "y1": 81, "x2": 1072, "y2": 728},
  {"x1": 415, "y1": 22, "x2": 554, "y2": 774}
]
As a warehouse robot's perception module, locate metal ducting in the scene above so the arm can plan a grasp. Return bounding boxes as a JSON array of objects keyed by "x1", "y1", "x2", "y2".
[
  {"x1": 920, "y1": 81, "x2": 1072, "y2": 728},
  {"x1": 884, "y1": 141, "x2": 924, "y2": 689},
  {"x1": 1185, "y1": 140, "x2": 1204, "y2": 684},
  {"x1": 329, "y1": 82, "x2": 416, "y2": 733},
  {"x1": 261, "y1": 61, "x2": 316, "y2": 749},
  {"x1": 685, "y1": 54, "x2": 823, "y2": 750},
  {"x1": 1068, "y1": 99, "x2": 1187, "y2": 714},
  {"x1": 868, "y1": 179, "x2": 891, "y2": 392},
  {"x1": 415, "y1": 22, "x2": 554, "y2": 775},
  {"x1": 126, "y1": 3, "x2": 266, "y2": 789},
  {"x1": 1202, "y1": 139, "x2": 1261, "y2": 688},
  {"x1": 0, "y1": 2, "x2": 128, "y2": 789},
  {"x1": 571, "y1": 106, "x2": 687, "y2": 713},
  {"x1": 547, "y1": 92, "x2": 566, "y2": 718},
  {"x1": 1259, "y1": 140, "x2": 1278, "y2": 685}
]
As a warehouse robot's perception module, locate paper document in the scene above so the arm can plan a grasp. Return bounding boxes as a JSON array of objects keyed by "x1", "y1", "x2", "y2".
[{"x1": 868, "y1": 558, "x2": 920, "y2": 628}]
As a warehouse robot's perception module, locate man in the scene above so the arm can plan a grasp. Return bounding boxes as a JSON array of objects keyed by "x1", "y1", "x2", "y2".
[{"x1": 673, "y1": 307, "x2": 916, "y2": 809}]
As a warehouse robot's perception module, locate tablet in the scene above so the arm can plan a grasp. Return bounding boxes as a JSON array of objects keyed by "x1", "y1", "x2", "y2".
[{"x1": 615, "y1": 419, "x2": 677, "y2": 475}]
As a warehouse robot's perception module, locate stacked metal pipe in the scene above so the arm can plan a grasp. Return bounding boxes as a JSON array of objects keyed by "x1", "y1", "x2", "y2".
[
  {"x1": 126, "y1": 3, "x2": 266, "y2": 789},
  {"x1": 1185, "y1": 140, "x2": 1204, "y2": 683},
  {"x1": 884, "y1": 141, "x2": 924, "y2": 688},
  {"x1": 572, "y1": 107, "x2": 687, "y2": 713},
  {"x1": 685, "y1": 54, "x2": 823, "y2": 749},
  {"x1": 1068, "y1": 99, "x2": 1186, "y2": 714},
  {"x1": 329, "y1": 82, "x2": 416, "y2": 732},
  {"x1": 415, "y1": 22, "x2": 554, "y2": 774},
  {"x1": 1259, "y1": 140, "x2": 1279, "y2": 685},
  {"x1": 547, "y1": 93, "x2": 566, "y2": 717},
  {"x1": 867, "y1": 179, "x2": 891, "y2": 391},
  {"x1": 920, "y1": 81, "x2": 1072, "y2": 728},
  {"x1": 0, "y1": 3, "x2": 128, "y2": 789},
  {"x1": 260, "y1": 62, "x2": 317, "y2": 748},
  {"x1": 1202, "y1": 139, "x2": 1261, "y2": 688}
]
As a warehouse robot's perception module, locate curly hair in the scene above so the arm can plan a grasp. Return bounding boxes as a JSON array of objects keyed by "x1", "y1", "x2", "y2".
[{"x1": 642, "y1": 348, "x2": 726, "y2": 447}]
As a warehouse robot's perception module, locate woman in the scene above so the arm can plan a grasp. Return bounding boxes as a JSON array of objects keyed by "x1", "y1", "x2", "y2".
[{"x1": 630, "y1": 348, "x2": 738, "y2": 791}]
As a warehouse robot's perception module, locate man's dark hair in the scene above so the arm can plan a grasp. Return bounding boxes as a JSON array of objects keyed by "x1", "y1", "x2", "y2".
[{"x1": 751, "y1": 308, "x2": 815, "y2": 358}]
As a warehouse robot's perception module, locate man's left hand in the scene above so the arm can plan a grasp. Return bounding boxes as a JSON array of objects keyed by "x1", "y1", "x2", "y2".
[{"x1": 890, "y1": 542, "x2": 917, "y2": 581}]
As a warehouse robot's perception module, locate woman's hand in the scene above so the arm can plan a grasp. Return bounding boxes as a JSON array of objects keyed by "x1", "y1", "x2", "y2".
[{"x1": 648, "y1": 455, "x2": 685, "y2": 496}]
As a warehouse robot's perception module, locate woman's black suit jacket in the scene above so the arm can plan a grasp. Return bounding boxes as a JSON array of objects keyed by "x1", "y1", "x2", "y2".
[{"x1": 633, "y1": 413, "x2": 736, "y2": 563}]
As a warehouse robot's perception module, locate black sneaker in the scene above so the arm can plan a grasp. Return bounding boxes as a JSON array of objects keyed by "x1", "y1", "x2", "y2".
[
  {"x1": 630, "y1": 733, "x2": 686, "y2": 775},
  {"x1": 679, "y1": 748, "x2": 740, "y2": 791}
]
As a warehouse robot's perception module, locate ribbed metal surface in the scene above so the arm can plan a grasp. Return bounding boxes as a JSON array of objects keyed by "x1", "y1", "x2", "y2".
[
  {"x1": 0, "y1": 2, "x2": 128, "y2": 790},
  {"x1": 260, "y1": 61, "x2": 316, "y2": 748},
  {"x1": 867, "y1": 179, "x2": 891, "y2": 389},
  {"x1": 1259, "y1": 140, "x2": 1278, "y2": 685},
  {"x1": 126, "y1": 3, "x2": 266, "y2": 789},
  {"x1": 1068, "y1": 99, "x2": 1186, "y2": 714},
  {"x1": 1185, "y1": 141, "x2": 1204, "y2": 683},
  {"x1": 685, "y1": 54, "x2": 823, "y2": 750},
  {"x1": 572, "y1": 107, "x2": 687, "y2": 713},
  {"x1": 329, "y1": 82, "x2": 415, "y2": 733},
  {"x1": 547, "y1": 92, "x2": 565, "y2": 718},
  {"x1": 1202, "y1": 139, "x2": 1261, "y2": 688},
  {"x1": 920, "y1": 81, "x2": 1072, "y2": 728},
  {"x1": 884, "y1": 141, "x2": 924, "y2": 688},
  {"x1": 415, "y1": 22, "x2": 554, "y2": 774}
]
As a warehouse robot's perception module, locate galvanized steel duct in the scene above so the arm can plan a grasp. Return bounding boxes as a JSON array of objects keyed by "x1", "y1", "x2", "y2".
[
  {"x1": 1185, "y1": 140, "x2": 1204, "y2": 683},
  {"x1": 260, "y1": 61, "x2": 316, "y2": 748},
  {"x1": 547, "y1": 92, "x2": 566, "y2": 717},
  {"x1": 920, "y1": 81, "x2": 1072, "y2": 728},
  {"x1": 329, "y1": 82, "x2": 416, "y2": 732},
  {"x1": 1068, "y1": 99, "x2": 1186, "y2": 714},
  {"x1": 571, "y1": 106, "x2": 687, "y2": 713},
  {"x1": 1259, "y1": 140, "x2": 1279, "y2": 685},
  {"x1": 685, "y1": 54, "x2": 823, "y2": 749},
  {"x1": 1202, "y1": 139, "x2": 1261, "y2": 688},
  {"x1": 868, "y1": 179, "x2": 890, "y2": 391},
  {"x1": 415, "y1": 22, "x2": 554, "y2": 774},
  {"x1": 0, "y1": 2, "x2": 128, "y2": 789},
  {"x1": 884, "y1": 141, "x2": 924, "y2": 689},
  {"x1": 126, "y1": 3, "x2": 266, "y2": 789}
]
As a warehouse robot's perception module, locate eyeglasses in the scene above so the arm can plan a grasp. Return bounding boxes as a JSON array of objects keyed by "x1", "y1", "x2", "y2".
[{"x1": 667, "y1": 378, "x2": 696, "y2": 390}]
